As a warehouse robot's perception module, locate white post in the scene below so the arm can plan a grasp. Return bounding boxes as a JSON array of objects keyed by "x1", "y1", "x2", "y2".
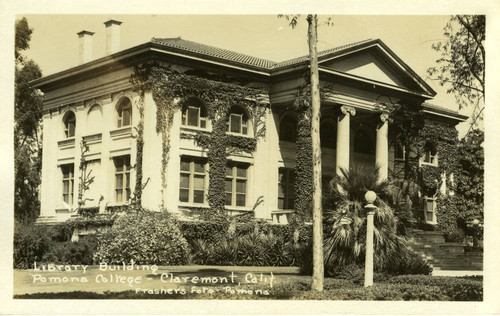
[
  {"x1": 364, "y1": 190, "x2": 377, "y2": 287},
  {"x1": 336, "y1": 106, "x2": 356, "y2": 176},
  {"x1": 375, "y1": 113, "x2": 389, "y2": 181}
]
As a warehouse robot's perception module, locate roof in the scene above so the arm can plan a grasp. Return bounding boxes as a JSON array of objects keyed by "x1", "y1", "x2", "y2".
[
  {"x1": 151, "y1": 37, "x2": 376, "y2": 70},
  {"x1": 151, "y1": 37, "x2": 275, "y2": 69}
]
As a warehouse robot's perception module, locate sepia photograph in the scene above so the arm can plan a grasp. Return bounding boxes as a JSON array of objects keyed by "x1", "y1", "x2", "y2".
[{"x1": 4, "y1": 3, "x2": 500, "y2": 314}]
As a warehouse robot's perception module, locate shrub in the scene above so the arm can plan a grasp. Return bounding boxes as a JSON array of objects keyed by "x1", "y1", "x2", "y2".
[
  {"x1": 93, "y1": 210, "x2": 190, "y2": 265},
  {"x1": 14, "y1": 222, "x2": 53, "y2": 269},
  {"x1": 386, "y1": 250, "x2": 433, "y2": 275},
  {"x1": 180, "y1": 220, "x2": 227, "y2": 246},
  {"x1": 42, "y1": 235, "x2": 98, "y2": 265},
  {"x1": 388, "y1": 275, "x2": 482, "y2": 301}
]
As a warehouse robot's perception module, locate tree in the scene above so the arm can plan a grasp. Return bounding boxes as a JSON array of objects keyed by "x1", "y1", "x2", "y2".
[
  {"x1": 279, "y1": 14, "x2": 331, "y2": 292},
  {"x1": 427, "y1": 15, "x2": 485, "y2": 130},
  {"x1": 455, "y1": 129, "x2": 483, "y2": 245},
  {"x1": 14, "y1": 17, "x2": 43, "y2": 224}
]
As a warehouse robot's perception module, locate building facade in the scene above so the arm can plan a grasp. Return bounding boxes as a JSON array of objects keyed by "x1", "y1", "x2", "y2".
[{"x1": 33, "y1": 20, "x2": 467, "y2": 225}]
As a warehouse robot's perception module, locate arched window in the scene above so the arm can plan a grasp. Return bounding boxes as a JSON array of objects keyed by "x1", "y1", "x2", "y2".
[
  {"x1": 117, "y1": 98, "x2": 132, "y2": 127},
  {"x1": 227, "y1": 106, "x2": 249, "y2": 135},
  {"x1": 320, "y1": 120, "x2": 336, "y2": 148},
  {"x1": 87, "y1": 104, "x2": 103, "y2": 135},
  {"x1": 354, "y1": 128, "x2": 374, "y2": 154},
  {"x1": 63, "y1": 111, "x2": 76, "y2": 138},
  {"x1": 423, "y1": 141, "x2": 438, "y2": 165},
  {"x1": 279, "y1": 114, "x2": 297, "y2": 142},
  {"x1": 181, "y1": 98, "x2": 207, "y2": 129}
]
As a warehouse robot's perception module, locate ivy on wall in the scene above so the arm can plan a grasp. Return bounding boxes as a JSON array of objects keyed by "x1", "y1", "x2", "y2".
[
  {"x1": 131, "y1": 63, "x2": 267, "y2": 216},
  {"x1": 384, "y1": 101, "x2": 461, "y2": 240}
]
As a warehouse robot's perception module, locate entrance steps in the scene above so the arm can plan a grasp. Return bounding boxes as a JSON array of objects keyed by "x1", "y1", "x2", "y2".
[{"x1": 408, "y1": 230, "x2": 482, "y2": 271}]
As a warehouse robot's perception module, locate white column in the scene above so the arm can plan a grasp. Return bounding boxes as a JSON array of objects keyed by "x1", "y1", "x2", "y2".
[
  {"x1": 375, "y1": 113, "x2": 389, "y2": 181},
  {"x1": 336, "y1": 105, "x2": 356, "y2": 176}
]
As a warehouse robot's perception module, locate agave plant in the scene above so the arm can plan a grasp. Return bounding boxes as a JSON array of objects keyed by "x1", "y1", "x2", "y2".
[{"x1": 323, "y1": 164, "x2": 417, "y2": 272}]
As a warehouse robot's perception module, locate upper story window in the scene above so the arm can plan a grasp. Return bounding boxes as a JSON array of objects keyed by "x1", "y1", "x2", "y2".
[
  {"x1": 114, "y1": 155, "x2": 131, "y2": 203},
  {"x1": 279, "y1": 114, "x2": 297, "y2": 142},
  {"x1": 354, "y1": 127, "x2": 374, "y2": 154},
  {"x1": 320, "y1": 120, "x2": 336, "y2": 148},
  {"x1": 63, "y1": 111, "x2": 76, "y2": 138},
  {"x1": 117, "y1": 98, "x2": 132, "y2": 128},
  {"x1": 181, "y1": 98, "x2": 207, "y2": 129},
  {"x1": 179, "y1": 157, "x2": 207, "y2": 204},
  {"x1": 225, "y1": 162, "x2": 248, "y2": 207},
  {"x1": 422, "y1": 142, "x2": 438, "y2": 166},
  {"x1": 395, "y1": 143, "x2": 406, "y2": 160},
  {"x1": 61, "y1": 164, "x2": 74, "y2": 205},
  {"x1": 424, "y1": 197, "x2": 437, "y2": 224},
  {"x1": 278, "y1": 168, "x2": 295, "y2": 210},
  {"x1": 227, "y1": 106, "x2": 249, "y2": 135}
]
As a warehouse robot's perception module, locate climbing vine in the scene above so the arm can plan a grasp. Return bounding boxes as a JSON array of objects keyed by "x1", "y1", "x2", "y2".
[{"x1": 131, "y1": 63, "x2": 267, "y2": 216}]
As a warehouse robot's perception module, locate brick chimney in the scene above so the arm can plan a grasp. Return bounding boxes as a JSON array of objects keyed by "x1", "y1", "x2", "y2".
[
  {"x1": 77, "y1": 30, "x2": 94, "y2": 65},
  {"x1": 104, "y1": 19, "x2": 122, "y2": 55}
]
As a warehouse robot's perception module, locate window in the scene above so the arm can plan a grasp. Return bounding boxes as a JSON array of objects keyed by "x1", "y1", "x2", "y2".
[
  {"x1": 395, "y1": 143, "x2": 406, "y2": 160},
  {"x1": 424, "y1": 197, "x2": 436, "y2": 223},
  {"x1": 227, "y1": 106, "x2": 248, "y2": 135},
  {"x1": 179, "y1": 157, "x2": 207, "y2": 204},
  {"x1": 63, "y1": 111, "x2": 76, "y2": 138},
  {"x1": 61, "y1": 164, "x2": 74, "y2": 205},
  {"x1": 114, "y1": 156, "x2": 131, "y2": 203},
  {"x1": 320, "y1": 121, "x2": 336, "y2": 148},
  {"x1": 354, "y1": 128, "x2": 374, "y2": 154},
  {"x1": 278, "y1": 168, "x2": 295, "y2": 209},
  {"x1": 181, "y1": 99, "x2": 207, "y2": 129},
  {"x1": 117, "y1": 99, "x2": 132, "y2": 127},
  {"x1": 225, "y1": 162, "x2": 248, "y2": 207},
  {"x1": 422, "y1": 142, "x2": 438, "y2": 165},
  {"x1": 279, "y1": 114, "x2": 297, "y2": 142}
]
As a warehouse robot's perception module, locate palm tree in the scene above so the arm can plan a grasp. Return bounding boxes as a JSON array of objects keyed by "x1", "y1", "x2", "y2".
[{"x1": 323, "y1": 164, "x2": 418, "y2": 273}]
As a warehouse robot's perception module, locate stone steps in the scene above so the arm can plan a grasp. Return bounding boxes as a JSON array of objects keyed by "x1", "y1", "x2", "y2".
[{"x1": 408, "y1": 229, "x2": 482, "y2": 271}]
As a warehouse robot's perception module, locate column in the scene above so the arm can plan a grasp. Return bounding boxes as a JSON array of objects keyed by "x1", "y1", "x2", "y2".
[
  {"x1": 336, "y1": 105, "x2": 356, "y2": 176},
  {"x1": 375, "y1": 113, "x2": 389, "y2": 181}
]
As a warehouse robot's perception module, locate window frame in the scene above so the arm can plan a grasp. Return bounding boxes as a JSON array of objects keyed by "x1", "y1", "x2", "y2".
[
  {"x1": 181, "y1": 102, "x2": 208, "y2": 129},
  {"x1": 179, "y1": 157, "x2": 208, "y2": 205},
  {"x1": 61, "y1": 164, "x2": 74, "y2": 205},
  {"x1": 278, "y1": 168, "x2": 295, "y2": 210},
  {"x1": 225, "y1": 162, "x2": 248, "y2": 207},
  {"x1": 63, "y1": 111, "x2": 76, "y2": 138},
  {"x1": 423, "y1": 197, "x2": 437, "y2": 224},
  {"x1": 117, "y1": 99, "x2": 132, "y2": 128},
  {"x1": 421, "y1": 142, "x2": 438, "y2": 166},
  {"x1": 114, "y1": 156, "x2": 131, "y2": 203},
  {"x1": 395, "y1": 143, "x2": 407, "y2": 161},
  {"x1": 227, "y1": 106, "x2": 249, "y2": 136}
]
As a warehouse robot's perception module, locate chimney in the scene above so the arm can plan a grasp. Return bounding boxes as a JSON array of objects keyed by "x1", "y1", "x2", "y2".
[
  {"x1": 77, "y1": 30, "x2": 94, "y2": 64},
  {"x1": 104, "y1": 19, "x2": 122, "y2": 55}
]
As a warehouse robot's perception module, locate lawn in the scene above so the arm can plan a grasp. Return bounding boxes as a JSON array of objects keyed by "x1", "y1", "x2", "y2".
[{"x1": 14, "y1": 265, "x2": 482, "y2": 301}]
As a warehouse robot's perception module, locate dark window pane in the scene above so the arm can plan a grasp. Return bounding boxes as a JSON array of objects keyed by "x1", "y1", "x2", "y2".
[
  {"x1": 236, "y1": 194, "x2": 246, "y2": 206},
  {"x1": 200, "y1": 119, "x2": 206, "y2": 128},
  {"x1": 278, "y1": 197, "x2": 284, "y2": 209},
  {"x1": 123, "y1": 107, "x2": 131, "y2": 126},
  {"x1": 194, "y1": 161, "x2": 204, "y2": 173},
  {"x1": 180, "y1": 174, "x2": 189, "y2": 188},
  {"x1": 193, "y1": 190, "x2": 204, "y2": 203},
  {"x1": 236, "y1": 166, "x2": 247, "y2": 177},
  {"x1": 68, "y1": 121, "x2": 75, "y2": 137},
  {"x1": 225, "y1": 193, "x2": 232, "y2": 205},
  {"x1": 187, "y1": 107, "x2": 199, "y2": 126},
  {"x1": 225, "y1": 179, "x2": 232, "y2": 192},
  {"x1": 236, "y1": 180, "x2": 246, "y2": 193},
  {"x1": 180, "y1": 160, "x2": 190, "y2": 171},
  {"x1": 225, "y1": 166, "x2": 232, "y2": 176},
  {"x1": 230, "y1": 115, "x2": 241, "y2": 133},
  {"x1": 116, "y1": 174, "x2": 123, "y2": 188},
  {"x1": 116, "y1": 189, "x2": 123, "y2": 202},
  {"x1": 179, "y1": 189, "x2": 189, "y2": 202}
]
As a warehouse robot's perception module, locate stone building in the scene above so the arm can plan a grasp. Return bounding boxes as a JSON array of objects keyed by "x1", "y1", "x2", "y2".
[{"x1": 33, "y1": 20, "x2": 467, "y2": 225}]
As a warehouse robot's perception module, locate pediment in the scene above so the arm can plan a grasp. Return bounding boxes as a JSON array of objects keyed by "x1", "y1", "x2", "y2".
[{"x1": 320, "y1": 48, "x2": 421, "y2": 92}]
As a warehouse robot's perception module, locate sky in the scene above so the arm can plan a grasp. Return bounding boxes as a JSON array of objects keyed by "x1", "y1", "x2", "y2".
[{"x1": 20, "y1": 14, "x2": 476, "y2": 135}]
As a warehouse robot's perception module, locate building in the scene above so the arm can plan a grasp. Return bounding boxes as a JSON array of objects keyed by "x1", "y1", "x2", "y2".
[{"x1": 33, "y1": 20, "x2": 467, "y2": 225}]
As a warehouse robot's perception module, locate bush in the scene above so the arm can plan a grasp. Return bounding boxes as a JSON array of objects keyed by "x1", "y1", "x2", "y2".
[
  {"x1": 180, "y1": 220, "x2": 227, "y2": 246},
  {"x1": 386, "y1": 250, "x2": 433, "y2": 275},
  {"x1": 93, "y1": 210, "x2": 190, "y2": 265},
  {"x1": 388, "y1": 275, "x2": 482, "y2": 301},
  {"x1": 42, "y1": 235, "x2": 98, "y2": 265},
  {"x1": 14, "y1": 222, "x2": 53, "y2": 269}
]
